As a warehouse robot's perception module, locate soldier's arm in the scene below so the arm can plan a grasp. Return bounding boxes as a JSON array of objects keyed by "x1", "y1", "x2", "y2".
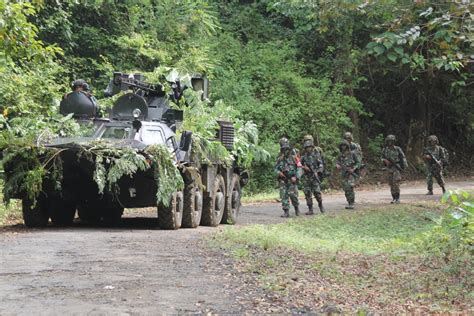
[
  {"x1": 274, "y1": 159, "x2": 286, "y2": 178},
  {"x1": 381, "y1": 148, "x2": 389, "y2": 166},
  {"x1": 317, "y1": 156, "x2": 324, "y2": 173},
  {"x1": 422, "y1": 147, "x2": 431, "y2": 161},
  {"x1": 397, "y1": 147, "x2": 407, "y2": 169},
  {"x1": 353, "y1": 153, "x2": 362, "y2": 170}
]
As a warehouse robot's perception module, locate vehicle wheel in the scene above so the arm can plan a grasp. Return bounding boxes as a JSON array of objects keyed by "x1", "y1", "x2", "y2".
[
  {"x1": 182, "y1": 183, "x2": 203, "y2": 228},
  {"x1": 201, "y1": 175, "x2": 225, "y2": 227},
  {"x1": 77, "y1": 204, "x2": 102, "y2": 224},
  {"x1": 102, "y1": 206, "x2": 124, "y2": 226},
  {"x1": 222, "y1": 174, "x2": 241, "y2": 225},
  {"x1": 158, "y1": 191, "x2": 183, "y2": 230},
  {"x1": 50, "y1": 198, "x2": 76, "y2": 226},
  {"x1": 22, "y1": 196, "x2": 50, "y2": 228}
]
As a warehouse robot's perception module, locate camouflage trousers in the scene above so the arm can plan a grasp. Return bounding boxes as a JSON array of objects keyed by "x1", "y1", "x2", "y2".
[
  {"x1": 387, "y1": 169, "x2": 402, "y2": 196},
  {"x1": 279, "y1": 181, "x2": 299, "y2": 211},
  {"x1": 341, "y1": 173, "x2": 358, "y2": 204},
  {"x1": 427, "y1": 166, "x2": 445, "y2": 191},
  {"x1": 302, "y1": 176, "x2": 322, "y2": 207}
]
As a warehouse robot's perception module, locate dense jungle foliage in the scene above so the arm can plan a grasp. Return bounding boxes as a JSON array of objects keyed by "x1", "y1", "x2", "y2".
[{"x1": 0, "y1": 0, "x2": 472, "y2": 194}]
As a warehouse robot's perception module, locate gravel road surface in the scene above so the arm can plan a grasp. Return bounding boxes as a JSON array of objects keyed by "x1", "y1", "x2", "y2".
[{"x1": 1, "y1": 180, "x2": 472, "y2": 314}]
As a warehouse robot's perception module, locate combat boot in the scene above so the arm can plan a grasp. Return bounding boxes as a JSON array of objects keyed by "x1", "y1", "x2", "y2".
[
  {"x1": 390, "y1": 194, "x2": 396, "y2": 204},
  {"x1": 305, "y1": 205, "x2": 314, "y2": 216},
  {"x1": 280, "y1": 209, "x2": 289, "y2": 218},
  {"x1": 318, "y1": 200, "x2": 325, "y2": 213},
  {"x1": 441, "y1": 186, "x2": 446, "y2": 194},
  {"x1": 345, "y1": 203, "x2": 354, "y2": 210},
  {"x1": 295, "y1": 206, "x2": 300, "y2": 216},
  {"x1": 426, "y1": 190, "x2": 433, "y2": 195},
  {"x1": 394, "y1": 193, "x2": 400, "y2": 204}
]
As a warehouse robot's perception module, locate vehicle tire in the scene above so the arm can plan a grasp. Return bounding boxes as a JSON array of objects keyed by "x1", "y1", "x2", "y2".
[
  {"x1": 102, "y1": 206, "x2": 124, "y2": 226},
  {"x1": 158, "y1": 191, "x2": 183, "y2": 230},
  {"x1": 201, "y1": 175, "x2": 225, "y2": 227},
  {"x1": 222, "y1": 174, "x2": 241, "y2": 225},
  {"x1": 182, "y1": 183, "x2": 203, "y2": 228},
  {"x1": 77, "y1": 204, "x2": 102, "y2": 224},
  {"x1": 50, "y1": 198, "x2": 76, "y2": 226},
  {"x1": 22, "y1": 196, "x2": 50, "y2": 228}
]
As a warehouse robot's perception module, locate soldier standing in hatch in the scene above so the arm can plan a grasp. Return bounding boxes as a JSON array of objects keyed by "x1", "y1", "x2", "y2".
[
  {"x1": 275, "y1": 137, "x2": 300, "y2": 217},
  {"x1": 381, "y1": 135, "x2": 407, "y2": 204},
  {"x1": 63, "y1": 79, "x2": 98, "y2": 113},
  {"x1": 301, "y1": 135, "x2": 325, "y2": 215},
  {"x1": 423, "y1": 135, "x2": 447, "y2": 195},
  {"x1": 336, "y1": 140, "x2": 361, "y2": 209}
]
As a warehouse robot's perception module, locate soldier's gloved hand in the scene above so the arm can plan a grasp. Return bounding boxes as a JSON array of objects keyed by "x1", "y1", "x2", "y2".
[
  {"x1": 347, "y1": 168, "x2": 354, "y2": 174},
  {"x1": 303, "y1": 166, "x2": 311, "y2": 172},
  {"x1": 291, "y1": 176, "x2": 297, "y2": 184},
  {"x1": 424, "y1": 155, "x2": 431, "y2": 160},
  {"x1": 336, "y1": 164, "x2": 341, "y2": 170},
  {"x1": 278, "y1": 172, "x2": 286, "y2": 179},
  {"x1": 382, "y1": 159, "x2": 390, "y2": 166}
]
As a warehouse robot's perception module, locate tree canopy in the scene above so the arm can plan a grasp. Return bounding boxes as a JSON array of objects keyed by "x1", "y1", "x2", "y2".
[{"x1": 0, "y1": 0, "x2": 472, "y2": 193}]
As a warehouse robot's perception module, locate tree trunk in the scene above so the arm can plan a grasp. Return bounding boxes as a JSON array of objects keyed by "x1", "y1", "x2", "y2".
[
  {"x1": 333, "y1": 23, "x2": 360, "y2": 141},
  {"x1": 406, "y1": 81, "x2": 429, "y2": 166}
]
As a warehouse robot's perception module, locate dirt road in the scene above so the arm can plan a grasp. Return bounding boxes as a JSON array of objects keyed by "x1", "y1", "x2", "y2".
[{"x1": 0, "y1": 180, "x2": 472, "y2": 314}]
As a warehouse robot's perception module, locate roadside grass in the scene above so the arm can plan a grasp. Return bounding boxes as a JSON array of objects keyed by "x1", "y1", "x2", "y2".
[
  {"x1": 0, "y1": 183, "x2": 22, "y2": 226},
  {"x1": 0, "y1": 200, "x2": 21, "y2": 226},
  {"x1": 241, "y1": 190, "x2": 278, "y2": 203},
  {"x1": 211, "y1": 201, "x2": 473, "y2": 313}
]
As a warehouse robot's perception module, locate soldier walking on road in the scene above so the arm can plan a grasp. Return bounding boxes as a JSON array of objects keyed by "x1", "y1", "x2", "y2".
[
  {"x1": 301, "y1": 135, "x2": 325, "y2": 215},
  {"x1": 381, "y1": 135, "x2": 407, "y2": 204},
  {"x1": 275, "y1": 137, "x2": 300, "y2": 218},
  {"x1": 336, "y1": 140, "x2": 361, "y2": 209},
  {"x1": 423, "y1": 135, "x2": 447, "y2": 195},
  {"x1": 344, "y1": 131, "x2": 365, "y2": 177}
]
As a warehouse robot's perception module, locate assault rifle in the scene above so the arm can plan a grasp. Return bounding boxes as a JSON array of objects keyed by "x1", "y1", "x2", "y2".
[
  {"x1": 337, "y1": 162, "x2": 359, "y2": 175},
  {"x1": 304, "y1": 163, "x2": 321, "y2": 185},
  {"x1": 383, "y1": 156, "x2": 403, "y2": 171},
  {"x1": 426, "y1": 150, "x2": 443, "y2": 170}
]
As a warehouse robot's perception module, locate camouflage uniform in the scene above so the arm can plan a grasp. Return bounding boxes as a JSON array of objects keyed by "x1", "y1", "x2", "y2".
[
  {"x1": 337, "y1": 141, "x2": 361, "y2": 209},
  {"x1": 381, "y1": 135, "x2": 407, "y2": 203},
  {"x1": 423, "y1": 135, "x2": 446, "y2": 194},
  {"x1": 275, "y1": 138, "x2": 299, "y2": 217},
  {"x1": 344, "y1": 132, "x2": 364, "y2": 176},
  {"x1": 344, "y1": 134, "x2": 362, "y2": 159},
  {"x1": 301, "y1": 135, "x2": 325, "y2": 215}
]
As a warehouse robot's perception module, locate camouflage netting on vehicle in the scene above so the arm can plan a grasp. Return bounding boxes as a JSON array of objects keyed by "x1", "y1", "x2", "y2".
[{"x1": 1, "y1": 142, "x2": 183, "y2": 207}]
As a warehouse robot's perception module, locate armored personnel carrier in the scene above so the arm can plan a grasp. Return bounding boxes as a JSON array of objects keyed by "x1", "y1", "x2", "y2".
[{"x1": 14, "y1": 72, "x2": 247, "y2": 229}]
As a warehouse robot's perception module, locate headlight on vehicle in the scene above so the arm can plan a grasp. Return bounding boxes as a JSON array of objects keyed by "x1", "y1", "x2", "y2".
[{"x1": 132, "y1": 108, "x2": 141, "y2": 119}]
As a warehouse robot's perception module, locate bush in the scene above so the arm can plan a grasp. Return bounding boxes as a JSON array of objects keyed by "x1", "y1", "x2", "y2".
[{"x1": 422, "y1": 190, "x2": 473, "y2": 276}]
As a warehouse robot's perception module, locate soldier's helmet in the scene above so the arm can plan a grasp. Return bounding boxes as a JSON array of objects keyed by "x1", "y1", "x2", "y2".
[
  {"x1": 385, "y1": 134, "x2": 396, "y2": 145},
  {"x1": 339, "y1": 140, "x2": 350, "y2": 151},
  {"x1": 71, "y1": 79, "x2": 89, "y2": 91},
  {"x1": 427, "y1": 135, "x2": 438, "y2": 145},
  {"x1": 279, "y1": 137, "x2": 290, "y2": 150},
  {"x1": 343, "y1": 132, "x2": 353, "y2": 142},
  {"x1": 303, "y1": 134, "x2": 314, "y2": 148}
]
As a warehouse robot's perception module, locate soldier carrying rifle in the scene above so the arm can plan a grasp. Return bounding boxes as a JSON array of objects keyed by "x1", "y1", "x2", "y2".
[
  {"x1": 336, "y1": 140, "x2": 361, "y2": 209},
  {"x1": 381, "y1": 135, "x2": 407, "y2": 204},
  {"x1": 275, "y1": 137, "x2": 300, "y2": 218},
  {"x1": 301, "y1": 135, "x2": 325, "y2": 215},
  {"x1": 423, "y1": 135, "x2": 448, "y2": 195}
]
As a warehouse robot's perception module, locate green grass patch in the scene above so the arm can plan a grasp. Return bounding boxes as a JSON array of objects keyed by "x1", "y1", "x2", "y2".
[
  {"x1": 0, "y1": 181, "x2": 22, "y2": 226},
  {"x1": 220, "y1": 203, "x2": 440, "y2": 255},
  {"x1": 241, "y1": 190, "x2": 279, "y2": 203},
  {"x1": 212, "y1": 201, "x2": 473, "y2": 313}
]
